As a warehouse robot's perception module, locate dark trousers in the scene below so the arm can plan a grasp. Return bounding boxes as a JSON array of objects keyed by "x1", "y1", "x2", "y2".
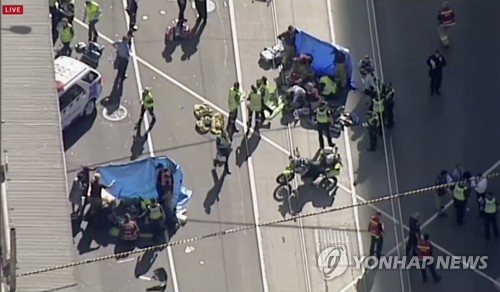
[
  {"x1": 127, "y1": 1, "x2": 138, "y2": 29},
  {"x1": 116, "y1": 56, "x2": 129, "y2": 80},
  {"x1": 429, "y1": 72, "x2": 442, "y2": 94},
  {"x1": 61, "y1": 42, "x2": 72, "y2": 56},
  {"x1": 368, "y1": 128, "x2": 377, "y2": 150},
  {"x1": 226, "y1": 109, "x2": 238, "y2": 136},
  {"x1": 420, "y1": 261, "x2": 440, "y2": 282},
  {"x1": 317, "y1": 123, "x2": 333, "y2": 149},
  {"x1": 195, "y1": 0, "x2": 207, "y2": 21},
  {"x1": 248, "y1": 109, "x2": 263, "y2": 129},
  {"x1": 88, "y1": 20, "x2": 99, "y2": 42},
  {"x1": 384, "y1": 104, "x2": 394, "y2": 127},
  {"x1": 52, "y1": 27, "x2": 59, "y2": 45},
  {"x1": 138, "y1": 106, "x2": 156, "y2": 129},
  {"x1": 477, "y1": 192, "x2": 486, "y2": 216},
  {"x1": 369, "y1": 235, "x2": 383, "y2": 258},
  {"x1": 177, "y1": 0, "x2": 187, "y2": 22},
  {"x1": 484, "y1": 213, "x2": 499, "y2": 240},
  {"x1": 454, "y1": 199, "x2": 466, "y2": 224},
  {"x1": 405, "y1": 236, "x2": 418, "y2": 257},
  {"x1": 217, "y1": 147, "x2": 230, "y2": 173},
  {"x1": 262, "y1": 103, "x2": 273, "y2": 118}
]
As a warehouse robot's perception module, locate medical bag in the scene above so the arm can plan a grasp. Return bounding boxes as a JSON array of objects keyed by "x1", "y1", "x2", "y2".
[
  {"x1": 80, "y1": 42, "x2": 105, "y2": 69},
  {"x1": 260, "y1": 44, "x2": 283, "y2": 67}
]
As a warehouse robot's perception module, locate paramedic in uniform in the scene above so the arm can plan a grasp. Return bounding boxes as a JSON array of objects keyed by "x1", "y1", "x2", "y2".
[
  {"x1": 58, "y1": 18, "x2": 75, "y2": 56},
  {"x1": 319, "y1": 75, "x2": 337, "y2": 101},
  {"x1": 482, "y1": 192, "x2": 499, "y2": 240},
  {"x1": 247, "y1": 85, "x2": 263, "y2": 131},
  {"x1": 257, "y1": 78, "x2": 274, "y2": 120},
  {"x1": 453, "y1": 180, "x2": 469, "y2": 225},
  {"x1": 277, "y1": 25, "x2": 297, "y2": 69},
  {"x1": 83, "y1": 0, "x2": 102, "y2": 42},
  {"x1": 315, "y1": 101, "x2": 334, "y2": 149},
  {"x1": 216, "y1": 130, "x2": 231, "y2": 174},
  {"x1": 227, "y1": 82, "x2": 242, "y2": 136},
  {"x1": 136, "y1": 88, "x2": 156, "y2": 131},
  {"x1": 416, "y1": 233, "x2": 441, "y2": 283},
  {"x1": 368, "y1": 211, "x2": 384, "y2": 259}
]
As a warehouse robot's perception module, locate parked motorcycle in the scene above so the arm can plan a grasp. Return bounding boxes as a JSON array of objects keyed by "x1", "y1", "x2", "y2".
[{"x1": 276, "y1": 147, "x2": 341, "y2": 191}]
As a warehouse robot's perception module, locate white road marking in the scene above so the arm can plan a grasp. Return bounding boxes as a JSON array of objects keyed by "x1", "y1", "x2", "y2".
[
  {"x1": 267, "y1": 1, "x2": 312, "y2": 290},
  {"x1": 227, "y1": 1, "x2": 269, "y2": 291},
  {"x1": 326, "y1": 0, "x2": 366, "y2": 289},
  {"x1": 117, "y1": 258, "x2": 135, "y2": 264},
  {"x1": 119, "y1": 1, "x2": 181, "y2": 290}
]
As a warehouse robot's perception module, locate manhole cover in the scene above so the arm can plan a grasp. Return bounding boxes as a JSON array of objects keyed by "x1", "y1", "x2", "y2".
[
  {"x1": 102, "y1": 105, "x2": 128, "y2": 121},
  {"x1": 191, "y1": 0, "x2": 216, "y2": 14}
]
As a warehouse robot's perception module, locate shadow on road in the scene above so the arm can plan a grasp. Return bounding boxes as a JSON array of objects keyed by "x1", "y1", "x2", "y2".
[
  {"x1": 181, "y1": 19, "x2": 206, "y2": 61},
  {"x1": 63, "y1": 110, "x2": 97, "y2": 150},
  {"x1": 235, "y1": 132, "x2": 262, "y2": 167},
  {"x1": 204, "y1": 168, "x2": 228, "y2": 214}
]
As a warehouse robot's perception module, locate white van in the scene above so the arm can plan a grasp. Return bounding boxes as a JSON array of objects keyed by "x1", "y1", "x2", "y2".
[{"x1": 54, "y1": 56, "x2": 103, "y2": 129}]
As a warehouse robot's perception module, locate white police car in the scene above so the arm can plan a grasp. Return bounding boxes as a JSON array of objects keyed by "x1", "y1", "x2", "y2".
[{"x1": 55, "y1": 56, "x2": 103, "y2": 129}]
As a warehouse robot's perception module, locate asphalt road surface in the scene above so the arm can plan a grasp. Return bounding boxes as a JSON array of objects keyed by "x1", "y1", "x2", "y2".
[
  {"x1": 333, "y1": 0, "x2": 500, "y2": 291},
  {"x1": 58, "y1": 0, "x2": 500, "y2": 291}
]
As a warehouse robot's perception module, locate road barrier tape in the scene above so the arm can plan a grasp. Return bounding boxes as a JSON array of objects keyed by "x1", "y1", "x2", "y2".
[{"x1": 17, "y1": 172, "x2": 500, "y2": 277}]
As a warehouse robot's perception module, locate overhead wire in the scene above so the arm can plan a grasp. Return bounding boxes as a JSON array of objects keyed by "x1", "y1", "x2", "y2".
[{"x1": 15, "y1": 171, "x2": 500, "y2": 278}]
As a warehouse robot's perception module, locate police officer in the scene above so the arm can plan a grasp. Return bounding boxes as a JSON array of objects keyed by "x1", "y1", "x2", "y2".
[
  {"x1": 315, "y1": 101, "x2": 334, "y2": 149},
  {"x1": 383, "y1": 83, "x2": 395, "y2": 128},
  {"x1": 59, "y1": 0, "x2": 75, "y2": 24},
  {"x1": 453, "y1": 180, "x2": 469, "y2": 225},
  {"x1": 406, "y1": 212, "x2": 420, "y2": 256},
  {"x1": 215, "y1": 130, "x2": 231, "y2": 174},
  {"x1": 371, "y1": 94, "x2": 384, "y2": 135},
  {"x1": 365, "y1": 111, "x2": 380, "y2": 152},
  {"x1": 247, "y1": 85, "x2": 263, "y2": 130},
  {"x1": 135, "y1": 88, "x2": 156, "y2": 131},
  {"x1": 416, "y1": 233, "x2": 441, "y2": 283},
  {"x1": 177, "y1": 0, "x2": 187, "y2": 23},
  {"x1": 426, "y1": 50, "x2": 446, "y2": 96},
  {"x1": 148, "y1": 201, "x2": 166, "y2": 240},
  {"x1": 83, "y1": 0, "x2": 102, "y2": 42},
  {"x1": 58, "y1": 18, "x2": 74, "y2": 56},
  {"x1": 194, "y1": 0, "x2": 208, "y2": 23},
  {"x1": 483, "y1": 192, "x2": 499, "y2": 240},
  {"x1": 319, "y1": 75, "x2": 337, "y2": 101},
  {"x1": 258, "y1": 77, "x2": 274, "y2": 119},
  {"x1": 126, "y1": 0, "x2": 139, "y2": 33},
  {"x1": 368, "y1": 211, "x2": 383, "y2": 259},
  {"x1": 227, "y1": 82, "x2": 241, "y2": 136}
]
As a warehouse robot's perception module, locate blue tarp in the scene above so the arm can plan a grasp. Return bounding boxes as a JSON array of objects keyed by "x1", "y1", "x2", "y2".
[
  {"x1": 294, "y1": 30, "x2": 355, "y2": 89},
  {"x1": 97, "y1": 157, "x2": 192, "y2": 210}
]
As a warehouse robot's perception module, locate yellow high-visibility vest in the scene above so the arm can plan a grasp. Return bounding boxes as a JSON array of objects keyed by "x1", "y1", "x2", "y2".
[
  {"x1": 149, "y1": 205, "x2": 163, "y2": 220},
  {"x1": 373, "y1": 99, "x2": 384, "y2": 113},
  {"x1": 453, "y1": 184, "x2": 465, "y2": 201},
  {"x1": 85, "y1": 1, "x2": 101, "y2": 21},
  {"x1": 142, "y1": 92, "x2": 154, "y2": 109},
  {"x1": 484, "y1": 198, "x2": 497, "y2": 214},
  {"x1": 228, "y1": 88, "x2": 240, "y2": 111},
  {"x1": 320, "y1": 76, "x2": 337, "y2": 96},
  {"x1": 60, "y1": 25, "x2": 73, "y2": 43},
  {"x1": 248, "y1": 92, "x2": 262, "y2": 111},
  {"x1": 316, "y1": 109, "x2": 329, "y2": 124}
]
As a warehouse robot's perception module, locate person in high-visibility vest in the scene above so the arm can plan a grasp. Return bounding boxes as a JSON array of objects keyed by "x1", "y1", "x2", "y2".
[
  {"x1": 215, "y1": 130, "x2": 231, "y2": 174},
  {"x1": 135, "y1": 88, "x2": 156, "y2": 131},
  {"x1": 382, "y1": 83, "x2": 395, "y2": 128},
  {"x1": 58, "y1": 18, "x2": 75, "y2": 56},
  {"x1": 319, "y1": 75, "x2": 337, "y2": 101},
  {"x1": 227, "y1": 82, "x2": 241, "y2": 135},
  {"x1": 247, "y1": 85, "x2": 263, "y2": 130},
  {"x1": 453, "y1": 181, "x2": 469, "y2": 225},
  {"x1": 365, "y1": 111, "x2": 380, "y2": 151},
  {"x1": 483, "y1": 192, "x2": 499, "y2": 240},
  {"x1": 368, "y1": 211, "x2": 383, "y2": 258},
  {"x1": 147, "y1": 201, "x2": 166, "y2": 240},
  {"x1": 258, "y1": 77, "x2": 274, "y2": 119},
  {"x1": 315, "y1": 101, "x2": 334, "y2": 149},
  {"x1": 83, "y1": 0, "x2": 102, "y2": 42},
  {"x1": 416, "y1": 233, "x2": 441, "y2": 283}
]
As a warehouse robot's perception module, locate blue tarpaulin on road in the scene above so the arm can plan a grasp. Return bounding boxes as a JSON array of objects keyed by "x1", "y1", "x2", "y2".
[
  {"x1": 97, "y1": 157, "x2": 192, "y2": 209},
  {"x1": 294, "y1": 30, "x2": 355, "y2": 89}
]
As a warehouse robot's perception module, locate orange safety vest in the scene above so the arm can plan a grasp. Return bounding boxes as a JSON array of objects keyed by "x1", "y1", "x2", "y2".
[
  {"x1": 439, "y1": 8, "x2": 455, "y2": 26},
  {"x1": 416, "y1": 240, "x2": 432, "y2": 258},
  {"x1": 368, "y1": 215, "x2": 382, "y2": 237}
]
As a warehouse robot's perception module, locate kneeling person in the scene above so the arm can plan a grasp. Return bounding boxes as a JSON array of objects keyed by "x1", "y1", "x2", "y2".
[{"x1": 120, "y1": 213, "x2": 140, "y2": 241}]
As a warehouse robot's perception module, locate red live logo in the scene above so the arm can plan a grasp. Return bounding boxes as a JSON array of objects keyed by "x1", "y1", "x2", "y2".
[{"x1": 2, "y1": 5, "x2": 24, "y2": 15}]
